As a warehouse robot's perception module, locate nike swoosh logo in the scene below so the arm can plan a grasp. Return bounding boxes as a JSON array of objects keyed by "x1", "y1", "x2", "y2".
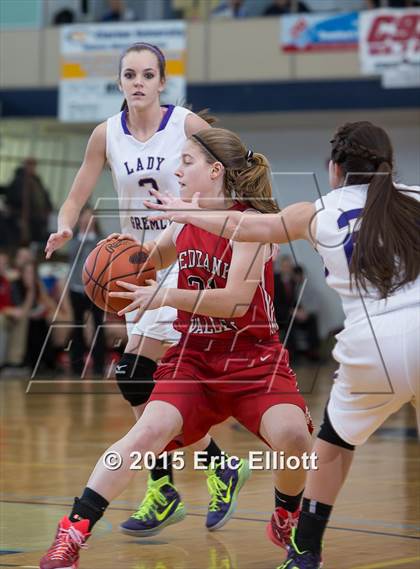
[
  {"x1": 260, "y1": 355, "x2": 271, "y2": 362},
  {"x1": 220, "y1": 479, "x2": 233, "y2": 504},
  {"x1": 156, "y1": 500, "x2": 177, "y2": 521}
]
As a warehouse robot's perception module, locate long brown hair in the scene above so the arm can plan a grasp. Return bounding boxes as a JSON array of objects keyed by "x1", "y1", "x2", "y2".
[
  {"x1": 118, "y1": 43, "x2": 166, "y2": 111},
  {"x1": 191, "y1": 128, "x2": 279, "y2": 214},
  {"x1": 331, "y1": 121, "x2": 420, "y2": 298}
]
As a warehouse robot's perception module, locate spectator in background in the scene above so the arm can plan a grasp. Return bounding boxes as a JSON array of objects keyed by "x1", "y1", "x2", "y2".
[
  {"x1": 0, "y1": 251, "x2": 13, "y2": 368},
  {"x1": 273, "y1": 256, "x2": 321, "y2": 363},
  {"x1": 211, "y1": 0, "x2": 248, "y2": 18},
  {"x1": 101, "y1": 0, "x2": 135, "y2": 21},
  {"x1": 292, "y1": 265, "x2": 321, "y2": 361},
  {"x1": 11, "y1": 262, "x2": 57, "y2": 374},
  {"x1": 67, "y1": 206, "x2": 105, "y2": 377},
  {"x1": 264, "y1": 0, "x2": 310, "y2": 15},
  {"x1": 5, "y1": 158, "x2": 53, "y2": 249},
  {"x1": 0, "y1": 185, "x2": 13, "y2": 249},
  {"x1": 366, "y1": 0, "x2": 420, "y2": 6},
  {"x1": 273, "y1": 254, "x2": 298, "y2": 360},
  {"x1": 171, "y1": 0, "x2": 220, "y2": 20},
  {"x1": 52, "y1": 8, "x2": 75, "y2": 24},
  {"x1": 0, "y1": 252, "x2": 36, "y2": 373},
  {"x1": 14, "y1": 246, "x2": 35, "y2": 271}
]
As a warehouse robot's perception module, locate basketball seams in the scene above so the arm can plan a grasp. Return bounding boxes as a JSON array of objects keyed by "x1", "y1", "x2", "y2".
[
  {"x1": 83, "y1": 239, "x2": 156, "y2": 313},
  {"x1": 90, "y1": 240, "x2": 136, "y2": 304},
  {"x1": 94, "y1": 241, "x2": 141, "y2": 284},
  {"x1": 85, "y1": 239, "x2": 139, "y2": 309},
  {"x1": 83, "y1": 242, "x2": 106, "y2": 286}
]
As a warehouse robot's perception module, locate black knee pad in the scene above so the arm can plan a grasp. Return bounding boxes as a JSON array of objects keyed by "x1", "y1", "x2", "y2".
[
  {"x1": 115, "y1": 354, "x2": 157, "y2": 407},
  {"x1": 318, "y1": 406, "x2": 355, "y2": 451}
]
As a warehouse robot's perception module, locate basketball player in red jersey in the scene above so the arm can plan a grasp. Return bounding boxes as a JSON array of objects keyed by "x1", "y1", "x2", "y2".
[
  {"x1": 44, "y1": 43, "x2": 240, "y2": 539},
  {"x1": 40, "y1": 128, "x2": 312, "y2": 569}
]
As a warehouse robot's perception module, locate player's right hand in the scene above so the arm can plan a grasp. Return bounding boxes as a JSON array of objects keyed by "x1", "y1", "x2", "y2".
[
  {"x1": 45, "y1": 229, "x2": 73, "y2": 259},
  {"x1": 96, "y1": 233, "x2": 137, "y2": 246}
]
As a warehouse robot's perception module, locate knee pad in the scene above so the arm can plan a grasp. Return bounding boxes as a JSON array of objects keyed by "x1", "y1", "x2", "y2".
[
  {"x1": 115, "y1": 354, "x2": 157, "y2": 407},
  {"x1": 318, "y1": 406, "x2": 355, "y2": 451}
]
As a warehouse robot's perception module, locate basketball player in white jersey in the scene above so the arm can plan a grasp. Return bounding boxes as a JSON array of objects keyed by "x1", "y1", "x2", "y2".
[
  {"x1": 145, "y1": 121, "x2": 420, "y2": 568},
  {"x1": 45, "y1": 43, "x2": 248, "y2": 538}
]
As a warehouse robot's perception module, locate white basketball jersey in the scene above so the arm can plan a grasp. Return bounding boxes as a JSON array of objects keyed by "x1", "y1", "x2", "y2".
[
  {"x1": 315, "y1": 183, "x2": 420, "y2": 324},
  {"x1": 106, "y1": 104, "x2": 191, "y2": 243}
]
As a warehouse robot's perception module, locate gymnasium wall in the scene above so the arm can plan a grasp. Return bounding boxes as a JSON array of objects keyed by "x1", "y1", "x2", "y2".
[{"x1": 0, "y1": 18, "x2": 384, "y2": 88}]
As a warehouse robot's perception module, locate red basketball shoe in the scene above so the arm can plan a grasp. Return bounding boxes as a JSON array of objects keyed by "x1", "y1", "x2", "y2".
[
  {"x1": 39, "y1": 516, "x2": 90, "y2": 569},
  {"x1": 266, "y1": 506, "x2": 300, "y2": 549}
]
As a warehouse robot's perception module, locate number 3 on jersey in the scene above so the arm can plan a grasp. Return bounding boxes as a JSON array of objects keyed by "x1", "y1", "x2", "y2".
[{"x1": 138, "y1": 178, "x2": 162, "y2": 204}]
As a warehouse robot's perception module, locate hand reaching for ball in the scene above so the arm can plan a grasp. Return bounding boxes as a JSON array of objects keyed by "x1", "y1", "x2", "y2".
[{"x1": 96, "y1": 233, "x2": 138, "y2": 247}]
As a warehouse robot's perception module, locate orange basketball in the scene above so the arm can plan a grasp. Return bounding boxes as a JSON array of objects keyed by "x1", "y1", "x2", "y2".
[{"x1": 83, "y1": 238, "x2": 156, "y2": 314}]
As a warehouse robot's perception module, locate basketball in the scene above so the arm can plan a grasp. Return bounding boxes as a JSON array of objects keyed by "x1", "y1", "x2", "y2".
[{"x1": 82, "y1": 238, "x2": 156, "y2": 314}]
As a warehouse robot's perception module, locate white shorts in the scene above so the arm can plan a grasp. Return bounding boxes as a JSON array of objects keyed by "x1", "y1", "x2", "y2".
[
  {"x1": 328, "y1": 305, "x2": 420, "y2": 446},
  {"x1": 125, "y1": 266, "x2": 181, "y2": 343}
]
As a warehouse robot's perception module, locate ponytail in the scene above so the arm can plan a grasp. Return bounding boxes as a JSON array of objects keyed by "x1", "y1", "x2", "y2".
[
  {"x1": 120, "y1": 99, "x2": 128, "y2": 112},
  {"x1": 191, "y1": 128, "x2": 279, "y2": 214},
  {"x1": 350, "y1": 162, "x2": 420, "y2": 298},
  {"x1": 331, "y1": 121, "x2": 420, "y2": 298},
  {"x1": 225, "y1": 153, "x2": 279, "y2": 213}
]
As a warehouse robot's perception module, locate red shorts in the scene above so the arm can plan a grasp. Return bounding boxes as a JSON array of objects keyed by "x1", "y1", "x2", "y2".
[{"x1": 150, "y1": 335, "x2": 313, "y2": 450}]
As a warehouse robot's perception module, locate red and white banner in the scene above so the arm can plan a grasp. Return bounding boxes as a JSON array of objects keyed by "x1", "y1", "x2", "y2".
[{"x1": 359, "y1": 8, "x2": 420, "y2": 79}]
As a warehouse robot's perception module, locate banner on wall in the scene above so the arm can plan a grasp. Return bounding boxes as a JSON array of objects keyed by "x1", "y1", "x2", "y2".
[
  {"x1": 59, "y1": 21, "x2": 186, "y2": 122},
  {"x1": 359, "y1": 9, "x2": 420, "y2": 88},
  {"x1": 281, "y1": 12, "x2": 359, "y2": 52}
]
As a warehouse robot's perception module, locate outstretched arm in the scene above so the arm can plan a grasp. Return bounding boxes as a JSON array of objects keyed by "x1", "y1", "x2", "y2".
[
  {"x1": 45, "y1": 122, "x2": 107, "y2": 258},
  {"x1": 144, "y1": 190, "x2": 316, "y2": 245}
]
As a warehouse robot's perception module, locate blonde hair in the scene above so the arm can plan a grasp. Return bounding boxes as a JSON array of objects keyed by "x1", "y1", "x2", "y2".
[{"x1": 191, "y1": 128, "x2": 279, "y2": 214}]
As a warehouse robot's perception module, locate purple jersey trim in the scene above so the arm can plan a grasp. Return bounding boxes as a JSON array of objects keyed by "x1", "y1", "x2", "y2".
[
  {"x1": 157, "y1": 104, "x2": 175, "y2": 131},
  {"x1": 120, "y1": 104, "x2": 175, "y2": 136},
  {"x1": 121, "y1": 108, "x2": 131, "y2": 134}
]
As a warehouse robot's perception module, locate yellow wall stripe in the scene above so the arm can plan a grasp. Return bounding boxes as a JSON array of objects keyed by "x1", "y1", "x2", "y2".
[{"x1": 61, "y1": 63, "x2": 86, "y2": 79}]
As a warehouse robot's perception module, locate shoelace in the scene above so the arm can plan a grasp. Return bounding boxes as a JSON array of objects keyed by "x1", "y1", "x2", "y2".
[
  {"x1": 132, "y1": 485, "x2": 167, "y2": 521},
  {"x1": 273, "y1": 510, "x2": 297, "y2": 536},
  {"x1": 49, "y1": 526, "x2": 87, "y2": 560},
  {"x1": 207, "y1": 472, "x2": 228, "y2": 512}
]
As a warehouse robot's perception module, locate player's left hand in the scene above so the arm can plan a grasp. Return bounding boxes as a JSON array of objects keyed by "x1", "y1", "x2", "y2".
[
  {"x1": 110, "y1": 279, "x2": 163, "y2": 319},
  {"x1": 144, "y1": 189, "x2": 201, "y2": 223},
  {"x1": 97, "y1": 233, "x2": 137, "y2": 247}
]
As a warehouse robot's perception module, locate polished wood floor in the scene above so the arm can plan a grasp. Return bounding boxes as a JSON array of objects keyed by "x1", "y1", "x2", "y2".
[{"x1": 1, "y1": 361, "x2": 419, "y2": 569}]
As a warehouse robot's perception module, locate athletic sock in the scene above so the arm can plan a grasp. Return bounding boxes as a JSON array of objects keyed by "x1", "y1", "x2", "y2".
[
  {"x1": 274, "y1": 487, "x2": 303, "y2": 513},
  {"x1": 201, "y1": 438, "x2": 223, "y2": 468},
  {"x1": 295, "y1": 497, "x2": 332, "y2": 555},
  {"x1": 150, "y1": 455, "x2": 173, "y2": 483},
  {"x1": 69, "y1": 487, "x2": 109, "y2": 530}
]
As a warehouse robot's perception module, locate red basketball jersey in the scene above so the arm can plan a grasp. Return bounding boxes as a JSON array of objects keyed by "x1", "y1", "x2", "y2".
[{"x1": 173, "y1": 203, "x2": 278, "y2": 340}]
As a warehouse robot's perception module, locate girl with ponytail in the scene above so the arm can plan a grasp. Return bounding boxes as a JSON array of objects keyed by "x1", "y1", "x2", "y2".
[
  {"x1": 147, "y1": 121, "x2": 420, "y2": 569},
  {"x1": 40, "y1": 128, "x2": 313, "y2": 568},
  {"x1": 40, "y1": 44, "x2": 236, "y2": 568}
]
